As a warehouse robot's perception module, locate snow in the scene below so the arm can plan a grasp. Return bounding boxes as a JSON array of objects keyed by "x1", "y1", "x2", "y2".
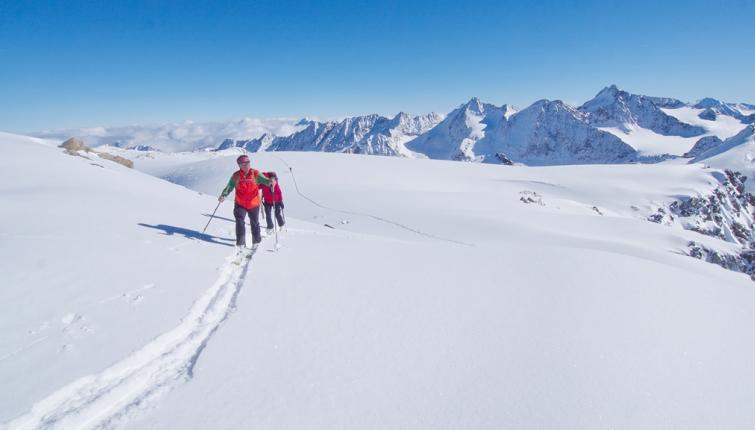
[
  {"x1": 598, "y1": 124, "x2": 698, "y2": 156},
  {"x1": 692, "y1": 125, "x2": 755, "y2": 192},
  {"x1": 661, "y1": 106, "x2": 747, "y2": 140},
  {"x1": 0, "y1": 132, "x2": 232, "y2": 425},
  {"x1": 738, "y1": 105, "x2": 755, "y2": 116},
  {"x1": 3, "y1": 132, "x2": 755, "y2": 429},
  {"x1": 595, "y1": 107, "x2": 750, "y2": 157},
  {"x1": 407, "y1": 99, "x2": 504, "y2": 161},
  {"x1": 460, "y1": 108, "x2": 486, "y2": 159},
  {"x1": 502, "y1": 104, "x2": 518, "y2": 119}
]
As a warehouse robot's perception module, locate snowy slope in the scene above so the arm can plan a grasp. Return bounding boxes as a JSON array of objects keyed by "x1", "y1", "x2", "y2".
[
  {"x1": 662, "y1": 105, "x2": 749, "y2": 140},
  {"x1": 136, "y1": 151, "x2": 755, "y2": 429},
  {"x1": 691, "y1": 125, "x2": 755, "y2": 191},
  {"x1": 596, "y1": 123, "x2": 699, "y2": 156},
  {"x1": 5, "y1": 134, "x2": 755, "y2": 429},
  {"x1": 693, "y1": 98, "x2": 755, "y2": 123},
  {"x1": 596, "y1": 106, "x2": 748, "y2": 157},
  {"x1": 0, "y1": 132, "x2": 252, "y2": 428}
]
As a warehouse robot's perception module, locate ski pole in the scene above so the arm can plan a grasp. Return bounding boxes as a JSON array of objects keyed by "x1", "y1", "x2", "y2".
[
  {"x1": 202, "y1": 201, "x2": 222, "y2": 234},
  {"x1": 272, "y1": 204, "x2": 280, "y2": 250}
]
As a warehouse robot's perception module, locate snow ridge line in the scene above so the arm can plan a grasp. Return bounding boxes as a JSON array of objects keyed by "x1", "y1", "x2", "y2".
[
  {"x1": 3, "y1": 249, "x2": 256, "y2": 430},
  {"x1": 271, "y1": 155, "x2": 474, "y2": 247}
]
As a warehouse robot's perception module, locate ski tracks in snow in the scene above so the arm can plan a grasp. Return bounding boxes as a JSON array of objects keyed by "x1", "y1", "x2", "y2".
[{"x1": 3, "y1": 249, "x2": 256, "y2": 430}]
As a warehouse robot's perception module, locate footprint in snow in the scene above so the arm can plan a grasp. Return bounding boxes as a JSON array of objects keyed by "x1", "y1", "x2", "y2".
[
  {"x1": 124, "y1": 283, "x2": 154, "y2": 306},
  {"x1": 101, "y1": 283, "x2": 155, "y2": 306},
  {"x1": 61, "y1": 313, "x2": 94, "y2": 338},
  {"x1": 28, "y1": 321, "x2": 50, "y2": 335},
  {"x1": 61, "y1": 313, "x2": 82, "y2": 327}
]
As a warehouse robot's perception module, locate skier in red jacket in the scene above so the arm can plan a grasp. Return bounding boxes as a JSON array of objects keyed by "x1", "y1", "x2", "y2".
[
  {"x1": 261, "y1": 171, "x2": 285, "y2": 234},
  {"x1": 218, "y1": 155, "x2": 271, "y2": 249}
]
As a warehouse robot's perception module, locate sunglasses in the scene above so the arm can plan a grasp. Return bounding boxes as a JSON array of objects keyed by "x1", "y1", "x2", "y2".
[{"x1": 238, "y1": 160, "x2": 250, "y2": 164}]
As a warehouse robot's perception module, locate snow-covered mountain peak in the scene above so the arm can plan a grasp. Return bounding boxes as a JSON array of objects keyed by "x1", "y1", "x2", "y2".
[
  {"x1": 392, "y1": 111, "x2": 411, "y2": 122},
  {"x1": 583, "y1": 84, "x2": 624, "y2": 107},
  {"x1": 501, "y1": 104, "x2": 518, "y2": 119},
  {"x1": 579, "y1": 85, "x2": 630, "y2": 114},
  {"x1": 691, "y1": 98, "x2": 754, "y2": 122},
  {"x1": 596, "y1": 83, "x2": 621, "y2": 98},
  {"x1": 524, "y1": 99, "x2": 583, "y2": 119},
  {"x1": 406, "y1": 99, "x2": 505, "y2": 161},
  {"x1": 579, "y1": 85, "x2": 705, "y2": 137},
  {"x1": 256, "y1": 111, "x2": 442, "y2": 157},
  {"x1": 695, "y1": 98, "x2": 723, "y2": 109},
  {"x1": 496, "y1": 98, "x2": 636, "y2": 165},
  {"x1": 463, "y1": 97, "x2": 486, "y2": 115},
  {"x1": 388, "y1": 112, "x2": 443, "y2": 133}
]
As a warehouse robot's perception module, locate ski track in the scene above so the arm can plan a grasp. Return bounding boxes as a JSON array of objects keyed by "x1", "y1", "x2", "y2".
[{"x1": 3, "y1": 249, "x2": 256, "y2": 430}]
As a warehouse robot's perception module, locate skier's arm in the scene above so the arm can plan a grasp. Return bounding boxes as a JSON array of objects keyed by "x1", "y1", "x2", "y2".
[
  {"x1": 218, "y1": 175, "x2": 236, "y2": 202},
  {"x1": 274, "y1": 183, "x2": 283, "y2": 203},
  {"x1": 256, "y1": 171, "x2": 272, "y2": 186}
]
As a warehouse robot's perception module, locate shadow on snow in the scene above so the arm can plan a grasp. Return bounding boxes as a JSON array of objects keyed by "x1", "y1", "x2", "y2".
[
  {"x1": 201, "y1": 213, "x2": 236, "y2": 224},
  {"x1": 138, "y1": 223, "x2": 234, "y2": 247}
]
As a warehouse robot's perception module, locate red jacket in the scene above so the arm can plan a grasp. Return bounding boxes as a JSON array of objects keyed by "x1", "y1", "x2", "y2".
[
  {"x1": 221, "y1": 169, "x2": 271, "y2": 209},
  {"x1": 261, "y1": 182, "x2": 283, "y2": 204}
]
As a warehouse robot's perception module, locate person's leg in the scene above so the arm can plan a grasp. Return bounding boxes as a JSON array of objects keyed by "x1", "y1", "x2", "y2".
[
  {"x1": 263, "y1": 203, "x2": 274, "y2": 229},
  {"x1": 233, "y1": 203, "x2": 247, "y2": 246},
  {"x1": 249, "y1": 205, "x2": 262, "y2": 244},
  {"x1": 274, "y1": 202, "x2": 285, "y2": 227}
]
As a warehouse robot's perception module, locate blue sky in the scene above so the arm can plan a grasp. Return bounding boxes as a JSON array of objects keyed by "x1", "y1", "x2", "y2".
[{"x1": 1, "y1": 0, "x2": 753, "y2": 132}]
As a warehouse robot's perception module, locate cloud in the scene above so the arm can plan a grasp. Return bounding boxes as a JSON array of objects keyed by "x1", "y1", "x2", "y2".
[{"x1": 31, "y1": 118, "x2": 305, "y2": 152}]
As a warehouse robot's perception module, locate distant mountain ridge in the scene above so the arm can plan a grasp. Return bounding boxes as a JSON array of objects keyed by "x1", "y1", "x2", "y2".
[
  {"x1": 578, "y1": 84, "x2": 706, "y2": 137},
  {"x1": 33, "y1": 85, "x2": 753, "y2": 166},
  {"x1": 407, "y1": 98, "x2": 512, "y2": 161},
  {"x1": 694, "y1": 98, "x2": 755, "y2": 124},
  {"x1": 222, "y1": 112, "x2": 444, "y2": 157},
  {"x1": 214, "y1": 85, "x2": 751, "y2": 165}
]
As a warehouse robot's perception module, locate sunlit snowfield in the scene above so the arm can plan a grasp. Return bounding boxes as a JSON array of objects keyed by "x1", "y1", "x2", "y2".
[{"x1": 2, "y1": 132, "x2": 755, "y2": 429}]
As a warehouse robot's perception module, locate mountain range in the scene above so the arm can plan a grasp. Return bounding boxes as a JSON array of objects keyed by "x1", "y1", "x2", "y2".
[
  {"x1": 34, "y1": 85, "x2": 754, "y2": 167},
  {"x1": 213, "y1": 85, "x2": 754, "y2": 166}
]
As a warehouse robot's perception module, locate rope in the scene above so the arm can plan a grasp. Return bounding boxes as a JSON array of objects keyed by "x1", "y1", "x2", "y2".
[{"x1": 270, "y1": 155, "x2": 474, "y2": 247}]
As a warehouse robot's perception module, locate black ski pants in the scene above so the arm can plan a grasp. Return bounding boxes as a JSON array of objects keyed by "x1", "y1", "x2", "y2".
[
  {"x1": 233, "y1": 203, "x2": 261, "y2": 246},
  {"x1": 263, "y1": 202, "x2": 285, "y2": 229}
]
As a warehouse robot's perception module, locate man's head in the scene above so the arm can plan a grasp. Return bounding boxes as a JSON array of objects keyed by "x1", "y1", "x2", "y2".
[{"x1": 237, "y1": 155, "x2": 250, "y2": 171}]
